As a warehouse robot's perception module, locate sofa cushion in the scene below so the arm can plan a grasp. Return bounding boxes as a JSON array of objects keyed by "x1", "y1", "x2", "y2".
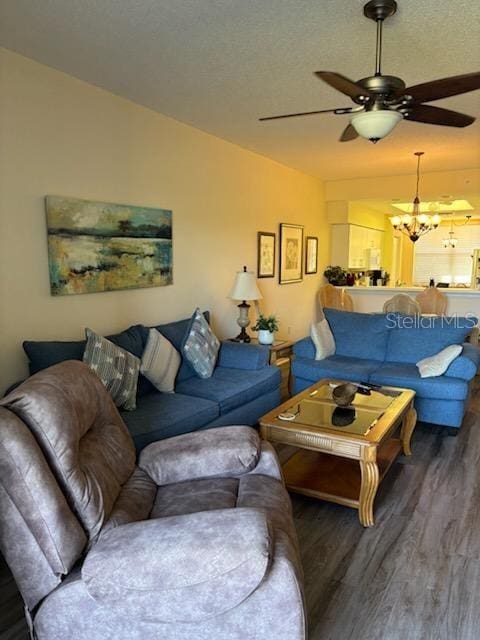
[
  {"x1": 23, "y1": 324, "x2": 154, "y2": 397},
  {"x1": 23, "y1": 339, "x2": 87, "y2": 374},
  {"x1": 82, "y1": 508, "x2": 271, "y2": 623},
  {"x1": 83, "y1": 329, "x2": 140, "y2": 411},
  {"x1": 323, "y1": 309, "x2": 389, "y2": 361},
  {"x1": 121, "y1": 391, "x2": 219, "y2": 449},
  {"x1": 0, "y1": 407, "x2": 87, "y2": 610},
  {"x1": 369, "y1": 362, "x2": 468, "y2": 400},
  {"x1": 182, "y1": 308, "x2": 220, "y2": 379},
  {"x1": 292, "y1": 355, "x2": 383, "y2": 384},
  {"x1": 140, "y1": 426, "x2": 260, "y2": 485},
  {"x1": 3, "y1": 361, "x2": 136, "y2": 541},
  {"x1": 151, "y1": 477, "x2": 239, "y2": 519},
  {"x1": 176, "y1": 365, "x2": 281, "y2": 414},
  {"x1": 385, "y1": 315, "x2": 476, "y2": 364}
]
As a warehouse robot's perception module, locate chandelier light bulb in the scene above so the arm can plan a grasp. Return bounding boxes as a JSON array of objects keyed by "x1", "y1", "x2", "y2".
[
  {"x1": 417, "y1": 214, "x2": 429, "y2": 225},
  {"x1": 402, "y1": 214, "x2": 412, "y2": 226},
  {"x1": 431, "y1": 214, "x2": 441, "y2": 226},
  {"x1": 390, "y1": 215, "x2": 401, "y2": 227}
]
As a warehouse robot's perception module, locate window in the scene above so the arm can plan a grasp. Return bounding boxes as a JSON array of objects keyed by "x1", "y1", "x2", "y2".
[{"x1": 413, "y1": 223, "x2": 480, "y2": 286}]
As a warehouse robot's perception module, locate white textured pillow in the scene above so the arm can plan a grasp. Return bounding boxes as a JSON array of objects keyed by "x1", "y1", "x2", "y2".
[
  {"x1": 311, "y1": 319, "x2": 335, "y2": 361},
  {"x1": 140, "y1": 329, "x2": 181, "y2": 393},
  {"x1": 416, "y1": 344, "x2": 462, "y2": 378}
]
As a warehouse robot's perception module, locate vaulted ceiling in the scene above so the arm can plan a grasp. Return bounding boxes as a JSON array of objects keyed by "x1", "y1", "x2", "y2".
[{"x1": 1, "y1": 0, "x2": 479, "y2": 180}]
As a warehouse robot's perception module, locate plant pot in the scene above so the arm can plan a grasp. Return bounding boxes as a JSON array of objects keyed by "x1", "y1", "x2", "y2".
[{"x1": 258, "y1": 329, "x2": 274, "y2": 345}]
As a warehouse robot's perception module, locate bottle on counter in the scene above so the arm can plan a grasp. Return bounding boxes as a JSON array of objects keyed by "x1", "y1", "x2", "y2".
[{"x1": 429, "y1": 278, "x2": 435, "y2": 287}]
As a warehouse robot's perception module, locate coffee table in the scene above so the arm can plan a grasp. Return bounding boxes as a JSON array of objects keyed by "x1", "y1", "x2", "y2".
[{"x1": 259, "y1": 379, "x2": 416, "y2": 527}]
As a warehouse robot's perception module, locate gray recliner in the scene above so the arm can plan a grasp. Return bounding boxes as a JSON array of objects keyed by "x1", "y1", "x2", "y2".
[{"x1": 0, "y1": 361, "x2": 305, "y2": 640}]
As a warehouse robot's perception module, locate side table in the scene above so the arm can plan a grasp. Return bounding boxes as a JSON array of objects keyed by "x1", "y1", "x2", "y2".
[{"x1": 251, "y1": 339, "x2": 294, "y2": 400}]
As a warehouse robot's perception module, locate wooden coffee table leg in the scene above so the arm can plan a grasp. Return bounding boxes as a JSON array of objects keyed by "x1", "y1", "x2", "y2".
[
  {"x1": 359, "y1": 457, "x2": 380, "y2": 527},
  {"x1": 400, "y1": 405, "x2": 417, "y2": 456}
]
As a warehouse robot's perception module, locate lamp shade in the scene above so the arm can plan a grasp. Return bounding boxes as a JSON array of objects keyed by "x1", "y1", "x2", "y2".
[
  {"x1": 229, "y1": 267, "x2": 263, "y2": 301},
  {"x1": 350, "y1": 110, "x2": 403, "y2": 141}
]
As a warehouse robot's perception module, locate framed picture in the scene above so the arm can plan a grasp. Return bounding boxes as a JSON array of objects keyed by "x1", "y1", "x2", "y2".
[
  {"x1": 257, "y1": 232, "x2": 276, "y2": 278},
  {"x1": 279, "y1": 223, "x2": 303, "y2": 284},
  {"x1": 305, "y1": 236, "x2": 318, "y2": 274},
  {"x1": 45, "y1": 195, "x2": 172, "y2": 296}
]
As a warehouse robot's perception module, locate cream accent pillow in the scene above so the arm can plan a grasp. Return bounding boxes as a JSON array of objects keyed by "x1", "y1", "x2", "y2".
[
  {"x1": 140, "y1": 329, "x2": 181, "y2": 393},
  {"x1": 416, "y1": 344, "x2": 462, "y2": 378},
  {"x1": 311, "y1": 319, "x2": 335, "y2": 361}
]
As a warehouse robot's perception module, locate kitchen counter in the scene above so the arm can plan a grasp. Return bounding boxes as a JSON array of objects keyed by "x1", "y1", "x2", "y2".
[{"x1": 344, "y1": 286, "x2": 480, "y2": 315}]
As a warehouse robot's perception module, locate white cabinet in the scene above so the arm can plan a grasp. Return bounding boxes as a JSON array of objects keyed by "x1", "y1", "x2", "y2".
[{"x1": 330, "y1": 224, "x2": 384, "y2": 270}]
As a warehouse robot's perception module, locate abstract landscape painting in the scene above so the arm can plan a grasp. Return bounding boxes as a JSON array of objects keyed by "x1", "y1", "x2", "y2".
[{"x1": 46, "y1": 196, "x2": 172, "y2": 296}]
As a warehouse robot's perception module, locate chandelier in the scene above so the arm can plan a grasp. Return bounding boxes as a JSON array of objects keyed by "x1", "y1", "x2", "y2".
[
  {"x1": 390, "y1": 152, "x2": 441, "y2": 242},
  {"x1": 442, "y1": 213, "x2": 471, "y2": 248}
]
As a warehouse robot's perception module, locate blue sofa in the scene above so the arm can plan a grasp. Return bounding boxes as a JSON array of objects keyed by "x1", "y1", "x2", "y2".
[
  {"x1": 292, "y1": 308, "x2": 479, "y2": 431},
  {"x1": 23, "y1": 313, "x2": 281, "y2": 450}
]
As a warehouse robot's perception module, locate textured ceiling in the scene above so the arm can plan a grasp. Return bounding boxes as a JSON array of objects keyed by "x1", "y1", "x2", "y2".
[{"x1": 1, "y1": 0, "x2": 479, "y2": 180}]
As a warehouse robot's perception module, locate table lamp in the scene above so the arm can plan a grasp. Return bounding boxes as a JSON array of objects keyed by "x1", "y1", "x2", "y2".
[{"x1": 228, "y1": 266, "x2": 263, "y2": 343}]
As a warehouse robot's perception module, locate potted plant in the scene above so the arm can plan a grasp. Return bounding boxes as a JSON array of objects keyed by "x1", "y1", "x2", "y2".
[
  {"x1": 253, "y1": 314, "x2": 279, "y2": 345},
  {"x1": 323, "y1": 265, "x2": 347, "y2": 286}
]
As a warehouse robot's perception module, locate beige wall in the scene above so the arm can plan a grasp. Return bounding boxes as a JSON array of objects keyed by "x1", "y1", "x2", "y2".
[{"x1": 0, "y1": 49, "x2": 328, "y2": 393}]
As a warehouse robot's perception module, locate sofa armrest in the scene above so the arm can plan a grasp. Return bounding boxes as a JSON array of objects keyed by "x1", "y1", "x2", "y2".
[
  {"x1": 243, "y1": 441, "x2": 283, "y2": 482},
  {"x1": 444, "y1": 343, "x2": 480, "y2": 380},
  {"x1": 467, "y1": 326, "x2": 479, "y2": 345},
  {"x1": 139, "y1": 425, "x2": 261, "y2": 485},
  {"x1": 217, "y1": 341, "x2": 269, "y2": 370},
  {"x1": 83, "y1": 508, "x2": 270, "y2": 623},
  {"x1": 293, "y1": 337, "x2": 316, "y2": 359}
]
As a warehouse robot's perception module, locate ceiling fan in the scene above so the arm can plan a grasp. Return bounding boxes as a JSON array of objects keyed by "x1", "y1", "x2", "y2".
[{"x1": 259, "y1": 0, "x2": 480, "y2": 143}]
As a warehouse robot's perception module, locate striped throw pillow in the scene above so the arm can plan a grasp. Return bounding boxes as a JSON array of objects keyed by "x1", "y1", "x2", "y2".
[
  {"x1": 182, "y1": 308, "x2": 220, "y2": 379},
  {"x1": 83, "y1": 328, "x2": 140, "y2": 410},
  {"x1": 140, "y1": 328, "x2": 180, "y2": 393}
]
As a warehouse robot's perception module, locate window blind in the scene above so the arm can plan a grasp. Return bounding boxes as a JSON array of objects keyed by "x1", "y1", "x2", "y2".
[{"x1": 413, "y1": 224, "x2": 480, "y2": 286}]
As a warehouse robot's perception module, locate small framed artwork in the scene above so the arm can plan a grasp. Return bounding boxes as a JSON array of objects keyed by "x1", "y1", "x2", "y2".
[
  {"x1": 257, "y1": 232, "x2": 276, "y2": 278},
  {"x1": 279, "y1": 223, "x2": 304, "y2": 284},
  {"x1": 305, "y1": 236, "x2": 318, "y2": 274}
]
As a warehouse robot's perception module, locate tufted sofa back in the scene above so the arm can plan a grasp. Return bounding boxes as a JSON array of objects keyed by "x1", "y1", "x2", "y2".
[
  {"x1": 0, "y1": 406, "x2": 87, "y2": 609},
  {"x1": 2, "y1": 361, "x2": 136, "y2": 542}
]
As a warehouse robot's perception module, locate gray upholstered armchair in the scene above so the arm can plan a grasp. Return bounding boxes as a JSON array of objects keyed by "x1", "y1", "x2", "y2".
[{"x1": 0, "y1": 361, "x2": 305, "y2": 640}]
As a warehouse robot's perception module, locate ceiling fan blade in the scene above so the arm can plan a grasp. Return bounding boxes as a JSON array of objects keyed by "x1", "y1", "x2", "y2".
[
  {"x1": 404, "y1": 104, "x2": 475, "y2": 128},
  {"x1": 259, "y1": 107, "x2": 351, "y2": 121},
  {"x1": 404, "y1": 72, "x2": 480, "y2": 104},
  {"x1": 339, "y1": 124, "x2": 359, "y2": 142},
  {"x1": 315, "y1": 71, "x2": 372, "y2": 100}
]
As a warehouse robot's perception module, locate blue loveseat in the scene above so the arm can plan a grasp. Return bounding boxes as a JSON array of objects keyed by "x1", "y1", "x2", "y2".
[
  {"x1": 292, "y1": 308, "x2": 479, "y2": 431},
  {"x1": 23, "y1": 313, "x2": 281, "y2": 450}
]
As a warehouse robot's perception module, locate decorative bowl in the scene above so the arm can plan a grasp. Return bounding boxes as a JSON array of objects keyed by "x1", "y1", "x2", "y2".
[{"x1": 332, "y1": 382, "x2": 357, "y2": 407}]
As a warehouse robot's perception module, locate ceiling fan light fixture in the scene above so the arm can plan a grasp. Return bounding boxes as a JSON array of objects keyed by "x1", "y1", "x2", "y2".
[{"x1": 350, "y1": 110, "x2": 403, "y2": 142}]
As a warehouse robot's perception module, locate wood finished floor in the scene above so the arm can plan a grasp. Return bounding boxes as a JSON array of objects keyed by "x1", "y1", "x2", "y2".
[{"x1": 1, "y1": 380, "x2": 479, "y2": 640}]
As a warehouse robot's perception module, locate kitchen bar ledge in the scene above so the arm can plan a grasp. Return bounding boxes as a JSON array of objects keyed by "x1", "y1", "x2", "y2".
[{"x1": 342, "y1": 286, "x2": 480, "y2": 315}]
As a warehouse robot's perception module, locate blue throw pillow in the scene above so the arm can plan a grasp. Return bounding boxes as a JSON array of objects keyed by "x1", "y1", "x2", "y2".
[{"x1": 182, "y1": 308, "x2": 220, "y2": 379}]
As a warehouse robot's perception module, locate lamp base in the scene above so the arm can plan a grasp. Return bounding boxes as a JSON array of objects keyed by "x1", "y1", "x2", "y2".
[
  {"x1": 231, "y1": 329, "x2": 251, "y2": 343},
  {"x1": 234, "y1": 300, "x2": 252, "y2": 343}
]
